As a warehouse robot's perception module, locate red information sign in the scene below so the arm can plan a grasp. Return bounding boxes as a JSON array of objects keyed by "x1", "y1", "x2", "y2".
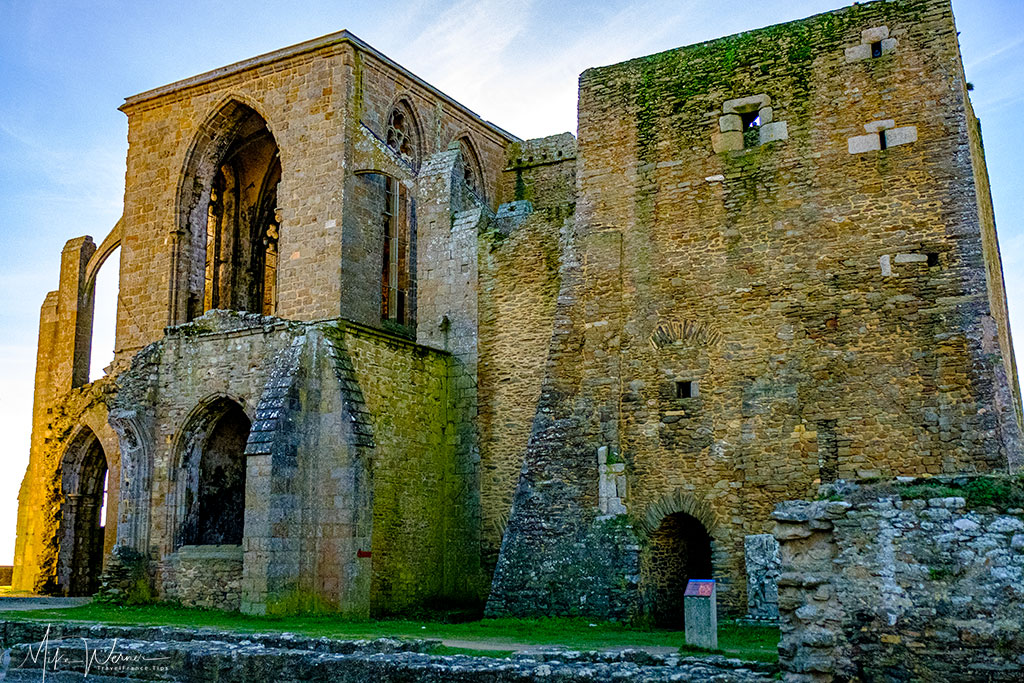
[{"x1": 684, "y1": 580, "x2": 715, "y2": 597}]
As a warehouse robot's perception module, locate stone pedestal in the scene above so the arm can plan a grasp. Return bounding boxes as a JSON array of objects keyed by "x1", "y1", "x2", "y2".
[{"x1": 684, "y1": 579, "x2": 717, "y2": 650}]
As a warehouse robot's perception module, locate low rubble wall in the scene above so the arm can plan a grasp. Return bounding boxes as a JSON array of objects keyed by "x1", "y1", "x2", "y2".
[{"x1": 773, "y1": 478, "x2": 1024, "y2": 682}]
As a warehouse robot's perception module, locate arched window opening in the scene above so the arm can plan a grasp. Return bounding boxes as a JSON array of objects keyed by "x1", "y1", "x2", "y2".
[
  {"x1": 355, "y1": 172, "x2": 416, "y2": 328},
  {"x1": 57, "y1": 429, "x2": 109, "y2": 596},
  {"x1": 457, "y1": 136, "x2": 485, "y2": 201},
  {"x1": 89, "y1": 245, "x2": 120, "y2": 382},
  {"x1": 179, "y1": 398, "x2": 250, "y2": 547},
  {"x1": 643, "y1": 512, "x2": 713, "y2": 628},
  {"x1": 386, "y1": 102, "x2": 420, "y2": 169},
  {"x1": 181, "y1": 104, "x2": 281, "y2": 322}
]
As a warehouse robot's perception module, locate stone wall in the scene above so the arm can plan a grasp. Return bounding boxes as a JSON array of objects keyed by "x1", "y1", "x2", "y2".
[
  {"x1": 489, "y1": 0, "x2": 1022, "y2": 621},
  {"x1": 774, "y1": 478, "x2": 1024, "y2": 682},
  {"x1": 476, "y1": 134, "x2": 574, "y2": 570},
  {"x1": 161, "y1": 544, "x2": 243, "y2": 611}
]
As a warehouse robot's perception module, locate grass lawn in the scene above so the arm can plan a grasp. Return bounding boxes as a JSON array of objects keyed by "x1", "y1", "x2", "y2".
[{"x1": 0, "y1": 603, "x2": 779, "y2": 663}]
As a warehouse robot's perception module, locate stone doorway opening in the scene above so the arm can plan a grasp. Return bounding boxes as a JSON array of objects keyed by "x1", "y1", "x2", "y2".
[
  {"x1": 57, "y1": 428, "x2": 109, "y2": 596},
  {"x1": 644, "y1": 512, "x2": 713, "y2": 628}
]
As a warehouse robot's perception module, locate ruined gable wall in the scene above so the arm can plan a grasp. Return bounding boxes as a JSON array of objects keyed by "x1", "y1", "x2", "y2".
[
  {"x1": 115, "y1": 43, "x2": 353, "y2": 364},
  {"x1": 774, "y1": 482, "x2": 1024, "y2": 681}
]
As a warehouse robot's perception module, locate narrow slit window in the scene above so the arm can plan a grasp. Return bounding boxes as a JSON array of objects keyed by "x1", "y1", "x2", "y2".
[
  {"x1": 871, "y1": 41, "x2": 883, "y2": 58},
  {"x1": 741, "y1": 111, "x2": 761, "y2": 148},
  {"x1": 879, "y1": 131, "x2": 888, "y2": 150}
]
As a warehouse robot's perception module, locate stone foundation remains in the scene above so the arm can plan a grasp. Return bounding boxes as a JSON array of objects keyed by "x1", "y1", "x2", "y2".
[{"x1": 774, "y1": 477, "x2": 1024, "y2": 682}]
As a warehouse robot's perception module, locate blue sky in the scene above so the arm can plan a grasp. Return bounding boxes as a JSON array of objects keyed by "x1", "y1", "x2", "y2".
[{"x1": 1, "y1": 0, "x2": 1022, "y2": 565}]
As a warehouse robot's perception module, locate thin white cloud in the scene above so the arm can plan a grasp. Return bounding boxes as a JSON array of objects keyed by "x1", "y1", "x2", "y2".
[{"x1": 965, "y1": 35, "x2": 1024, "y2": 70}]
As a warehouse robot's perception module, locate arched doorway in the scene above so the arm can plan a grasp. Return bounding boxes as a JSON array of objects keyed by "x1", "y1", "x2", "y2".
[
  {"x1": 644, "y1": 512, "x2": 713, "y2": 628},
  {"x1": 178, "y1": 398, "x2": 250, "y2": 547},
  {"x1": 178, "y1": 102, "x2": 281, "y2": 322},
  {"x1": 57, "y1": 428, "x2": 109, "y2": 596}
]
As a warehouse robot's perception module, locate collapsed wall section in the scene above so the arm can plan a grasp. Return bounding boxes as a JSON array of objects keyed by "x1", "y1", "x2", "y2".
[{"x1": 774, "y1": 479, "x2": 1024, "y2": 682}]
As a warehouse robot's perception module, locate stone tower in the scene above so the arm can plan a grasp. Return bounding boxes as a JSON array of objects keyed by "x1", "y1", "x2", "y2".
[{"x1": 487, "y1": 0, "x2": 1021, "y2": 621}]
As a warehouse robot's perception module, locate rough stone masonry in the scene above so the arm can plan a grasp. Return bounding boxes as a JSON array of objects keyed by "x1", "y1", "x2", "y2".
[{"x1": 13, "y1": 0, "x2": 1021, "y2": 626}]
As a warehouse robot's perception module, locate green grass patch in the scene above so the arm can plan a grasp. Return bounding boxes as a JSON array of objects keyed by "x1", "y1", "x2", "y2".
[
  {"x1": 893, "y1": 475, "x2": 1024, "y2": 511},
  {"x1": 0, "y1": 603, "x2": 778, "y2": 662}
]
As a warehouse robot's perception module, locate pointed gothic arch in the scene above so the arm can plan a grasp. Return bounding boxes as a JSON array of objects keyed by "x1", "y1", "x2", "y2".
[
  {"x1": 171, "y1": 395, "x2": 252, "y2": 548},
  {"x1": 56, "y1": 426, "x2": 110, "y2": 596},
  {"x1": 454, "y1": 134, "x2": 486, "y2": 201},
  {"x1": 384, "y1": 97, "x2": 423, "y2": 171},
  {"x1": 174, "y1": 98, "x2": 282, "y2": 323}
]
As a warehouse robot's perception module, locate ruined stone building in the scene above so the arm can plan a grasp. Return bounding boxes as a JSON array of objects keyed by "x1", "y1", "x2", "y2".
[{"x1": 13, "y1": 0, "x2": 1022, "y2": 623}]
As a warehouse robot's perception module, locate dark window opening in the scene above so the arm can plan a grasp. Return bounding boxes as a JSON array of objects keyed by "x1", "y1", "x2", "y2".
[
  {"x1": 196, "y1": 402, "x2": 250, "y2": 546},
  {"x1": 879, "y1": 131, "x2": 888, "y2": 150},
  {"x1": 741, "y1": 111, "x2": 761, "y2": 148},
  {"x1": 380, "y1": 176, "x2": 413, "y2": 326},
  {"x1": 195, "y1": 114, "x2": 281, "y2": 320},
  {"x1": 927, "y1": 253, "x2": 939, "y2": 267},
  {"x1": 871, "y1": 41, "x2": 883, "y2": 58},
  {"x1": 675, "y1": 380, "x2": 696, "y2": 399}
]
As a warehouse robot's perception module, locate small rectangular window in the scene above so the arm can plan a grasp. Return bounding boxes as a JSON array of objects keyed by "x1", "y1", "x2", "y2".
[
  {"x1": 675, "y1": 380, "x2": 697, "y2": 399},
  {"x1": 879, "y1": 131, "x2": 888, "y2": 150},
  {"x1": 740, "y1": 111, "x2": 761, "y2": 148},
  {"x1": 927, "y1": 253, "x2": 939, "y2": 267},
  {"x1": 871, "y1": 41, "x2": 883, "y2": 58}
]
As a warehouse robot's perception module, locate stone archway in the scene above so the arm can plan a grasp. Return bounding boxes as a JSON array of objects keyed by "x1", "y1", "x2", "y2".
[
  {"x1": 176, "y1": 99, "x2": 282, "y2": 322},
  {"x1": 645, "y1": 512, "x2": 713, "y2": 628},
  {"x1": 57, "y1": 427, "x2": 109, "y2": 596},
  {"x1": 635, "y1": 490, "x2": 718, "y2": 628},
  {"x1": 175, "y1": 396, "x2": 251, "y2": 548}
]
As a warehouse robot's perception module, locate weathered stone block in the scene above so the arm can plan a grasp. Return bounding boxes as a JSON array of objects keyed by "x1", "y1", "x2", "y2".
[
  {"x1": 744, "y1": 534, "x2": 780, "y2": 620},
  {"x1": 712, "y1": 130, "x2": 743, "y2": 153},
  {"x1": 884, "y1": 126, "x2": 918, "y2": 147},
  {"x1": 848, "y1": 133, "x2": 881, "y2": 154},
  {"x1": 723, "y1": 94, "x2": 770, "y2": 113},
  {"x1": 861, "y1": 26, "x2": 890, "y2": 43},
  {"x1": 845, "y1": 43, "x2": 872, "y2": 62},
  {"x1": 719, "y1": 114, "x2": 742, "y2": 132},
  {"x1": 759, "y1": 121, "x2": 788, "y2": 144},
  {"x1": 864, "y1": 119, "x2": 896, "y2": 133}
]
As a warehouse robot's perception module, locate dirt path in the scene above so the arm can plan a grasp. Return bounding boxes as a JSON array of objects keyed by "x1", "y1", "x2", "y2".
[
  {"x1": 440, "y1": 638, "x2": 679, "y2": 655},
  {"x1": 0, "y1": 596, "x2": 91, "y2": 611}
]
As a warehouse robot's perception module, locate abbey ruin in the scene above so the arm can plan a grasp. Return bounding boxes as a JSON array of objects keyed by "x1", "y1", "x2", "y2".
[{"x1": 12, "y1": 0, "x2": 1021, "y2": 625}]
